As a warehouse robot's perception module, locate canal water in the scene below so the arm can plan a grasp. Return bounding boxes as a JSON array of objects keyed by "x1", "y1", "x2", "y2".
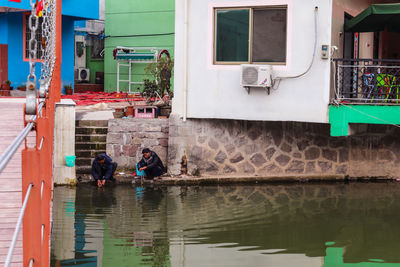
[{"x1": 51, "y1": 182, "x2": 400, "y2": 267}]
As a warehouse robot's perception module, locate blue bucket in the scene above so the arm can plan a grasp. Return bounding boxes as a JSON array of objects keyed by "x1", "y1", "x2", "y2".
[
  {"x1": 65, "y1": 155, "x2": 76, "y2": 167},
  {"x1": 136, "y1": 164, "x2": 145, "y2": 176}
]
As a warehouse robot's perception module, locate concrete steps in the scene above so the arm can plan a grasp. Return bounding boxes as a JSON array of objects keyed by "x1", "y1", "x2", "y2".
[
  {"x1": 75, "y1": 120, "x2": 108, "y2": 176},
  {"x1": 75, "y1": 134, "x2": 107, "y2": 143}
]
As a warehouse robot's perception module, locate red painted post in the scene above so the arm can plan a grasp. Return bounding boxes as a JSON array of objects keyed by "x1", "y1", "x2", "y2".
[
  {"x1": 22, "y1": 149, "x2": 41, "y2": 266},
  {"x1": 21, "y1": 0, "x2": 62, "y2": 266},
  {"x1": 50, "y1": 0, "x2": 62, "y2": 104},
  {"x1": 37, "y1": 115, "x2": 51, "y2": 266}
]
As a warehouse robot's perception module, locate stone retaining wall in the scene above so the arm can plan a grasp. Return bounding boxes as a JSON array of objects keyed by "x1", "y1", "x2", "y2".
[
  {"x1": 168, "y1": 114, "x2": 400, "y2": 178},
  {"x1": 106, "y1": 118, "x2": 169, "y2": 170}
]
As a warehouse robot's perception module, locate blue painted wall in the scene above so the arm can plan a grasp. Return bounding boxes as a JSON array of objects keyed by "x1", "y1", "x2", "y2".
[
  {"x1": 0, "y1": 0, "x2": 99, "y2": 92},
  {"x1": 0, "y1": 0, "x2": 30, "y2": 10},
  {"x1": 74, "y1": 20, "x2": 86, "y2": 29},
  {"x1": 62, "y1": 16, "x2": 75, "y2": 94},
  {"x1": 6, "y1": 12, "x2": 75, "y2": 92},
  {"x1": 7, "y1": 12, "x2": 32, "y2": 88},
  {"x1": 0, "y1": 0, "x2": 99, "y2": 20},
  {"x1": 0, "y1": 15, "x2": 8, "y2": 44},
  {"x1": 62, "y1": 0, "x2": 99, "y2": 20}
]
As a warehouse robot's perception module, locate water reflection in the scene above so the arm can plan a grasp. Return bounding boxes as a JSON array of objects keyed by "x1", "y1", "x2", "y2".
[{"x1": 51, "y1": 183, "x2": 400, "y2": 267}]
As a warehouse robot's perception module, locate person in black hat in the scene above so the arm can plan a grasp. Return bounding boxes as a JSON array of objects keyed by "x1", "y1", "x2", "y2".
[
  {"x1": 138, "y1": 148, "x2": 165, "y2": 180},
  {"x1": 91, "y1": 153, "x2": 118, "y2": 187}
]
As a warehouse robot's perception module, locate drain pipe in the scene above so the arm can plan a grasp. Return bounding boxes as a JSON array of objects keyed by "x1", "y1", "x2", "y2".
[{"x1": 183, "y1": 0, "x2": 189, "y2": 121}]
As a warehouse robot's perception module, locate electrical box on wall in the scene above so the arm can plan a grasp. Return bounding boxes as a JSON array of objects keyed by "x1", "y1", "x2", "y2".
[{"x1": 321, "y1": 45, "x2": 329, "y2": 59}]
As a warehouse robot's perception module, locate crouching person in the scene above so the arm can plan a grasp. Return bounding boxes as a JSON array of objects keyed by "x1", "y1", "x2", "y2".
[
  {"x1": 92, "y1": 153, "x2": 118, "y2": 187},
  {"x1": 138, "y1": 148, "x2": 165, "y2": 180}
]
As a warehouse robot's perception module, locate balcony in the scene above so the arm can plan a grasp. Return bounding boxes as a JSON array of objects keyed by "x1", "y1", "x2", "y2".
[
  {"x1": 329, "y1": 3, "x2": 400, "y2": 136},
  {"x1": 333, "y1": 58, "x2": 400, "y2": 104},
  {"x1": 329, "y1": 58, "x2": 400, "y2": 137}
]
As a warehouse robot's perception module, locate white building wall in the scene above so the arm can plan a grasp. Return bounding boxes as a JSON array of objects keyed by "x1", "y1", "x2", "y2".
[
  {"x1": 99, "y1": 0, "x2": 105, "y2": 21},
  {"x1": 173, "y1": 0, "x2": 333, "y2": 123},
  {"x1": 53, "y1": 99, "x2": 76, "y2": 185}
]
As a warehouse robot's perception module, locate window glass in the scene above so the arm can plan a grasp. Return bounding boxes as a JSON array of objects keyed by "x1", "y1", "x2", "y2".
[
  {"x1": 216, "y1": 9, "x2": 249, "y2": 62},
  {"x1": 252, "y1": 8, "x2": 287, "y2": 63}
]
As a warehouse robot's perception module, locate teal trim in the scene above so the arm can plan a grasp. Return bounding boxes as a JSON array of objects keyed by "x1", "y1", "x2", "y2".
[
  {"x1": 329, "y1": 105, "x2": 400, "y2": 136},
  {"x1": 116, "y1": 53, "x2": 156, "y2": 60},
  {"x1": 344, "y1": 3, "x2": 400, "y2": 32}
]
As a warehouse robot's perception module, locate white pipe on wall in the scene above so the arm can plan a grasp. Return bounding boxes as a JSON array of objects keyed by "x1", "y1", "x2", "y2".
[{"x1": 183, "y1": 0, "x2": 189, "y2": 121}]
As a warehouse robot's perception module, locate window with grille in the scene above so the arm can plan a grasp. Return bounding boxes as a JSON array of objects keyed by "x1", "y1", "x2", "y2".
[
  {"x1": 24, "y1": 13, "x2": 43, "y2": 60},
  {"x1": 214, "y1": 6, "x2": 287, "y2": 64}
]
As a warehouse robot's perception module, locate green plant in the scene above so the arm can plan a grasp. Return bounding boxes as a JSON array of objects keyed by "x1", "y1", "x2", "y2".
[
  {"x1": 144, "y1": 57, "x2": 174, "y2": 98},
  {"x1": 4, "y1": 80, "x2": 11, "y2": 85},
  {"x1": 144, "y1": 57, "x2": 174, "y2": 85},
  {"x1": 64, "y1": 84, "x2": 72, "y2": 90},
  {"x1": 142, "y1": 79, "x2": 159, "y2": 102}
]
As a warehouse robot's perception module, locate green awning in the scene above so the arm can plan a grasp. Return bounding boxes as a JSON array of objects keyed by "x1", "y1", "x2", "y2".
[{"x1": 344, "y1": 3, "x2": 400, "y2": 32}]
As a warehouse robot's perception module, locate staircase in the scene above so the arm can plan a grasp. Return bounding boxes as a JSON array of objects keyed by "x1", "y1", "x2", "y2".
[{"x1": 75, "y1": 120, "x2": 108, "y2": 178}]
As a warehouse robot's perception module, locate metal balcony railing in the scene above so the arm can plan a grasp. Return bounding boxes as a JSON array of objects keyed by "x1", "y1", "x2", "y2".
[{"x1": 333, "y1": 58, "x2": 400, "y2": 104}]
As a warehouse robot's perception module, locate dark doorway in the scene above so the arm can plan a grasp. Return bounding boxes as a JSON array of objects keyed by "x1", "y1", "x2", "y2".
[
  {"x1": 0, "y1": 44, "x2": 8, "y2": 84},
  {"x1": 373, "y1": 32, "x2": 380, "y2": 59},
  {"x1": 342, "y1": 13, "x2": 359, "y2": 99}
]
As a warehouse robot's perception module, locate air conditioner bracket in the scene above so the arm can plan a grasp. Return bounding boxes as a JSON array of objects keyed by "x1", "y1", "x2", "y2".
[{"x1": 244, "y1": 86, "x2": 270, "y2": 95}]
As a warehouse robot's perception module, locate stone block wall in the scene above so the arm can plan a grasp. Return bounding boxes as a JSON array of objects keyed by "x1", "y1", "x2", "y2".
[
  {"x1": 168, "y1": 114, "x2": 400, "y2": 178},
  {"x1": 106, "y1": 118, "x2": 169, "y2": 170}
]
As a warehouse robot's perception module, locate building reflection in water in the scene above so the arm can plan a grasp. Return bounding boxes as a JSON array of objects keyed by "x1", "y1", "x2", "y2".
[{"x1": 51, "y1": 183, "x2": 400, "y2": 267}]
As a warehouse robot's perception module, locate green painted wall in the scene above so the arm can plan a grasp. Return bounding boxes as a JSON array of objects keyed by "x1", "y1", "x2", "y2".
[
  {"x1": 324, "y1": 246, "x2": 400, "y2": 266},
  {"x1": 329, "y1": 105, "x2": 400, "y2": 136},
  {"x1": 104, "y1": 0, "x2": 175, "y2": 92},
  {"x1": 86, "y1": 46, "x2": 104, "y2": 84},
  {"x1": 102, "y1": 223, "x2": 172, "y2": 267}
]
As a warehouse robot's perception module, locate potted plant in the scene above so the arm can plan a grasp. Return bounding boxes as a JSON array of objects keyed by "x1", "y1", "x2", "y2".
[
  {"x1": 125, "y1": 95, "x2": 134, "y2": 117},
  {"x1": 64, "y1": 84, "x2": 73, "y2": 95},
  {"x1": 113, "y1": 107, "x2": 125, "y2": 118},
  {"x1": 2, "y1": 80, "x2": 11, "y2": 91},
  {"x1": 17, "y1": 84, "x2": 26, "y2": 91},
  {"x1": 159, "y1": 104, "x2": 172, "y2": 118},
  {"x1": 142, "y1": 79, "x2": 160, "y2": 104}
]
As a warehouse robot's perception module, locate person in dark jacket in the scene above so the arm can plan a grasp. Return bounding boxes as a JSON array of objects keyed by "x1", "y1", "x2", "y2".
[
  {"x1": 92, "y1": 153, "x2": 118, "y2": 187},
  {"x1": 138, "y1": 148, "x2": 165, "y2": 180}
]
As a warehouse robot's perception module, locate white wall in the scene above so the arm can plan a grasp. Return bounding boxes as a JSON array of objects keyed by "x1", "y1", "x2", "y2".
[
  {"x1": 53, "y1": 99, "x2": 76, "y2": 185},
  {"x1": 99, "y1": 0, "x2": 105, "y2": 21},
  {"x1": 173, "y1": 0, "x2": 333, "y2": 123}
]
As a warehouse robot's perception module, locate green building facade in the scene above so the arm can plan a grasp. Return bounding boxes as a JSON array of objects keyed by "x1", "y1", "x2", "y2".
[
  {"x1": 87, "y1": 46, "x2": 105, "y2": 84},
  {"x1": 104, "y1": 0, "x2": 175, "y2": 92}
]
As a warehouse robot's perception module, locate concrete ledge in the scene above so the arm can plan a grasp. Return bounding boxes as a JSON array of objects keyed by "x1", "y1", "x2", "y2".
[{"x1": 76, "y1": 173, "x2": 396, "y2": 186}]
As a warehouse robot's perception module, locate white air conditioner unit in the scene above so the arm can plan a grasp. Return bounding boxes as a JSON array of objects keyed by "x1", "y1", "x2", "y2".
[
  {"x1": 76, "y1": 68, "x2": 90, "y2": 83},
  {"x1": 241, "y1": 64, "x2": 272, "y2": 94}
]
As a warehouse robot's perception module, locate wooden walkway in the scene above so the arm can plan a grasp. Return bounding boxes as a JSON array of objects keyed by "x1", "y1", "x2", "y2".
[{"x1": 0, "y1": 99, "x2": 35, "y2": 266}]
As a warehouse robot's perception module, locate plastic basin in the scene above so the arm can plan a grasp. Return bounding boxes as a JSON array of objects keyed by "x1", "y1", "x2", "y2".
[{"x1": 65, "y1": 155, "x2": 76, "y2": 167}]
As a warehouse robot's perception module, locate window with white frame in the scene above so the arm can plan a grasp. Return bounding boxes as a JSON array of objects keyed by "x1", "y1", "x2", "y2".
[{"x1": 214, "y1": 6, "x2": 287, "y2": 64}]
